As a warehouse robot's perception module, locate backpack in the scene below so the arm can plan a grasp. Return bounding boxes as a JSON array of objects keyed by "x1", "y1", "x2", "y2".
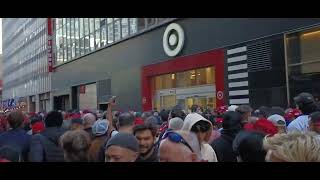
[{"x1": 35, "y1": 133, "x2": 65, "y2": 162}]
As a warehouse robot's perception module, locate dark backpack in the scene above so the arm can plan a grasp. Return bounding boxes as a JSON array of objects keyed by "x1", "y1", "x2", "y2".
[{"x1": 36, "y1": 133, "x2": 65, "y2": 162}]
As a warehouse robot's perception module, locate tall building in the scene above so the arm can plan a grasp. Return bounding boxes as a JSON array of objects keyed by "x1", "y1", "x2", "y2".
[
  {"x1": 51, "y1": 18, "x2": 320, "y2": 112},
  {"x1": 0, "y1": 54, "x2": 2, "y2": 107},
  {"x1": 2, "y1": 18, "x2": 51, "y2": 112}
]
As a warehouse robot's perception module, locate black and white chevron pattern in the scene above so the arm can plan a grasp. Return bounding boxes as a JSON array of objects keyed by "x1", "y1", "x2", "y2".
[{"x1": 227, "y1": 46, "x2": 249, "y2": 105}]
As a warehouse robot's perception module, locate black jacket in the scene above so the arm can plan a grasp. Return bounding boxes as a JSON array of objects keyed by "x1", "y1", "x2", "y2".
[
  {"x1": 29, "y1": 127, "x2": 66, "y2": 162},
  {"x1": 135, "y1": 147, "x2": 159, "y2": 162},
  {"x1": 210, "y1": 129, "x2": 239, "y2": 162}
]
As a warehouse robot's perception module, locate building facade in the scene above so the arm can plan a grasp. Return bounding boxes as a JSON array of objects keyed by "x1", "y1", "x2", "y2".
[
  {"x1": 51, "y1": 18, "x2": 320, "y2": 112},
  {"x1": 2, "y1": 18, "x2": 51, "y2": 112},
  {"x1": 4, "y1": 18, "x2": 320, "y2": 112}
]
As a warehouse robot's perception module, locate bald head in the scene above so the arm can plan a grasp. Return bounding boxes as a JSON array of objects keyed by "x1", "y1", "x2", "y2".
[
  {"x1": 159, "y1": 130, "x2": 201, "y2": 162},
  {"x1": 83, "y1": 113, "x2": 96, "y2": 129}
]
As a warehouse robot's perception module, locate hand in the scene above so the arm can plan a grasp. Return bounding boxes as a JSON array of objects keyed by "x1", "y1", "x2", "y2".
[{"x1": 108, "y1": 96, "x2": 117, "y2": 107}]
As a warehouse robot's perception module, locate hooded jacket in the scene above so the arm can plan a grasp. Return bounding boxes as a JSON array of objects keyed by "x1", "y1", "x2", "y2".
[
  {"x1": 181, "y1": 113, "x2": 218, "y2": 162},
  {"x1": 210, "y1": 111, "x2": 242, "y2": 162}
]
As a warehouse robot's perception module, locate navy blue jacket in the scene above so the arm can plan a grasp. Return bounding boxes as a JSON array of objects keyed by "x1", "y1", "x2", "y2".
[{"x1": 0, "y1": 128, "x2": 31, "y2": 161}]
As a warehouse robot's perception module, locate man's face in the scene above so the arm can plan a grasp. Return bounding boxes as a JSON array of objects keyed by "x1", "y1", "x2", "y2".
[
  {"x1": 159, "y1": 140, "x2": 194, "y2": 162},
  {"x1": 135, "y1": 129, "x2": 155, "y2": 154},
  {"x1": 105, "y1": 145, "x2": 138, "y2": 162}
]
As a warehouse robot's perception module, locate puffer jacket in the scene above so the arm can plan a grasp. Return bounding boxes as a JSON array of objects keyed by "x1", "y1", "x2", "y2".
[{"x1": 29, "y1": 127, "x2": 66, "y2": 162}]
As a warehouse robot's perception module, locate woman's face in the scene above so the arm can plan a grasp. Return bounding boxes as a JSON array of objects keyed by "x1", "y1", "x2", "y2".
[{"x1": 197, "y1": 128, "x2": 212, "y2": 143}]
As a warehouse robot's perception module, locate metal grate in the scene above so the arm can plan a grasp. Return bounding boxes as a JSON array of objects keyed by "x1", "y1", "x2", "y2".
[
  {"x1": 97, "y1": 79, "x2": 111, "y2": 103},
  {"x1": 247, "y1": 40, "x2": 272, "y2": 72}
]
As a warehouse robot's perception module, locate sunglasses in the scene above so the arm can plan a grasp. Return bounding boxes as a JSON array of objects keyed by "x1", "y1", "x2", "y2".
[{"x1": 161, "y1": 131, "x2": 194, "y2": 152}]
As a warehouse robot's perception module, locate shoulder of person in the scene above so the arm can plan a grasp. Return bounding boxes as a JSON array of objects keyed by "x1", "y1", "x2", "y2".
[{"x1": 111, "y1": 130, "x2": 119, "y2": 137}]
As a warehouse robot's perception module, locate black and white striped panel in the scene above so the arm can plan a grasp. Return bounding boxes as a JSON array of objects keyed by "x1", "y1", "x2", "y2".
[{"x1": 227, "y1": 46, "x2": 249, "y2": 105}]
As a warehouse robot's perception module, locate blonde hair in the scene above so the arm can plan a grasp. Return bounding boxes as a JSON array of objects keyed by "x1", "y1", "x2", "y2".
[{"x1": 263, "y1": 132, "x2": 320, "y2": 162}]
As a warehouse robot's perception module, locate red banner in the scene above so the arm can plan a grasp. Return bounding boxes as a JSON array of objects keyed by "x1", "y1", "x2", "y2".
[
  {"x1": 47, "y1": 18, "x2": 53, "y2": 72},
  {"x1": 79, "y1": 85, "x2": 86, "y2": 94}
]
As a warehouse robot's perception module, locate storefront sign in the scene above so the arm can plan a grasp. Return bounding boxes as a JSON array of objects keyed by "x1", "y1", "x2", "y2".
[
  {"x1": 79, "y1": 85, "x2": 86, "y2": 94},
  {"x1": 163, "y1": 23, "x2": 185, "y2": 57}
]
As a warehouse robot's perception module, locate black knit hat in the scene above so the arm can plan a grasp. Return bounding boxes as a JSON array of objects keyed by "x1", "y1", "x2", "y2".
[{"x1": 106, "y1": 133, "x2": 139, "y2": 152}]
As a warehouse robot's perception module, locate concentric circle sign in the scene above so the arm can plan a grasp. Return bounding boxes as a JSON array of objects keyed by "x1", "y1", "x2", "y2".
[
  {"x1": 163, "y1": 23, "x2": 185, "y2": 57},
  {"x1": 217, "y1": 91, "x2": 224, "y2": 100}
]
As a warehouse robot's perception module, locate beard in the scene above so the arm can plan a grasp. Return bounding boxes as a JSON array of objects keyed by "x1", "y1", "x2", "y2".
[{"x1": 140, "y1": 145, "x2": 154, "y2": 156}]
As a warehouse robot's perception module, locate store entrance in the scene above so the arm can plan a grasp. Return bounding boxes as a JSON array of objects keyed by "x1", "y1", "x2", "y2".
[{"x1": 154, "y1": 85, "x2": 216, "y2": 112}]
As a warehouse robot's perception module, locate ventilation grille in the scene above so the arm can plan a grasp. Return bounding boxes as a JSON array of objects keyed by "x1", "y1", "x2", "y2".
[{"x1": 247, "y1": 40, "x2": 272, "y2": 72}]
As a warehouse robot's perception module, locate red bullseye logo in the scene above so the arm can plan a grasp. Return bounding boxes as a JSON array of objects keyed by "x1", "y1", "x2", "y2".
[{"x1": 217, "y1": 91, "x2": 224, "y2": 100}]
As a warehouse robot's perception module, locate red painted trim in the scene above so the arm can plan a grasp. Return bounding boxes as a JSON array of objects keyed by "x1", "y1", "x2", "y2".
[
  {"x1": 47, "y1": 18, "x2": 53, "y2": 73},
  {"x1": 141, "y1": 49, "x2": 225, "y2": 111}
]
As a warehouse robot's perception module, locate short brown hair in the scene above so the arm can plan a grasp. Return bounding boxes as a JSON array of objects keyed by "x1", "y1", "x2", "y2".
[
  {"x1": 236, "y1": 105, "x2": 253, "y2": 114},
  {"x1": 7, "y1": 111, "x2": 24, "y2": 129},
  {"x1": 60, "y1": 130, "x2": 91, "y2": 162},
  {"x1": 133, "y1": 123, "x2": 157, "y2": 137}
]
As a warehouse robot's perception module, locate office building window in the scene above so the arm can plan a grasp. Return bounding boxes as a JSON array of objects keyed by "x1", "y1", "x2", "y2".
[{"x1": 107, "y1": 18, "x2": 114, "y2": 44}]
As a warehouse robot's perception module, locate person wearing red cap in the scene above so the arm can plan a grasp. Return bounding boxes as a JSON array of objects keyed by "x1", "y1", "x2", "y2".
[{"x1": 244, "y1": 118, "x2": 278, "y2": 136}]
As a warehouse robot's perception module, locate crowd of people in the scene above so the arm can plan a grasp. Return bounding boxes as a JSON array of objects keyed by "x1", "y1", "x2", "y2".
[{"x1": 0, "y1": 92, "x2": 320, "y2": 162}]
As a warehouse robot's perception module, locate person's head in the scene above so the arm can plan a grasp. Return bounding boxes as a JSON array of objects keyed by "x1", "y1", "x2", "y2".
[
  {"x1": 133, "y1": 123, "x2": 157, "y2": 155},
  {"x1": 169, "y1": 105, "x2": 186, "y2": 120},
  {"x1": 117, "y1": 112, "x2": 135, "y2": 133},
  {"x1": 159, "y1": 130, "x2": 201, "y2": 162},
  {"x1": 60, "y1": 130, "x2": 91, "y2": 162},
  {"x1": 0, "y1": 145, "x2": 21, "y2": 162},
  {"x1": 244, "y1": 118, "x2": 278, "y2": 136},
  {"x1": 191, "y1": 104, "x2": 202, "y2": 113},
  {"x1": 30, "y1": 117, "x2": 45, "y2": 135},
  {"x1": 92, "y1": 119, "x2": 109, "y2": 137},
  {"x1": 222, "y1": 111, "x2": 242, "y2": 131},
  {"x1": 82, "y1": 113, "x2": 96, "y2": 129},
  {"x1": 141, "y1": 111, "x2": 153, "y2": 120},
  {"x1": 257, "y1": 106, "x2": 271, "y2": 118},
  {"x1": 236, "y1": 105, "x2": 252, "y2": 124},
  {"x1": 233, "y1": 131, "x2": 266, "y2": 162},
  {"x1": 160, "y1": 109, "x2": 170, "y2": 122},
  {"x1": 228, "y1": 105, "x2": 239, "y2": 112},
  {"x1": 263, "y1": 132, "x2": 320, "y2": 162},
  {"x1": 308, "y1": 111, "x2": 320, "y2": 134},
  {"x1": 168, "y1": 117, "x2": 184, "y2": 131},
  {"x1": 7, "y1": 111, "x2": 24, "y2": 129},
  {"x1": 45, "y1": 111, "x2": 63, "y2": 128},
  {"x1": 70, "y1": 118, "x2": 84, "y2": 130},
  {"x1": 135, "y1": 112, "x2": 142, "y2": 118},
  {"x1": 105, "y1": 133, "x2": 139, "y2": 162},
  {"x1": 269, "y1": 107, "x2": 285, "y2": 117},
  {"x1": 267, "y1": 114, "x2": 286, "y2": 134},
  {"x1": 215, "y1": 105, "x2": 228, "y2": 116},
  {"x1": 182, "y1": 113, "x2": 213, "y2": 143},
  {"x1": 294, "y1": 92, "x2": 317, "y2": 115}
]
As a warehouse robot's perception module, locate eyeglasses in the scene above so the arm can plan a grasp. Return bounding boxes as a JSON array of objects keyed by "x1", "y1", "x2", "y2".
[{"x1": 161, "y1": 131, "x2": 194, "y2": 152}]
